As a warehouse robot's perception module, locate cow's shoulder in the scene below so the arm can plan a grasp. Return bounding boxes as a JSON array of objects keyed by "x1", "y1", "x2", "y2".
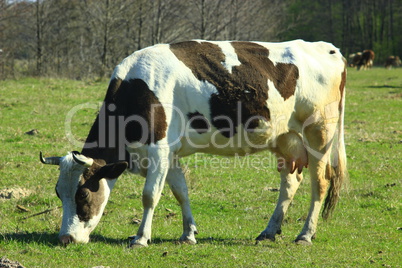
[{"x1": 102, "y1": 78, "x2": 167, "y2": 145}]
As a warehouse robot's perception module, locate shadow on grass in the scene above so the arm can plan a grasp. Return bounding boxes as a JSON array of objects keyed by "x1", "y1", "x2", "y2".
[
  {"x1": 0, "y1": 233, "x2": 275, "y2": 248},
  {"x1": 149, "y1": 236, "x2": 275, "y2": 247},
  {"x1": 366, "y1": 85, "x2": 402, "y2": 89},
  {"x1": 0, "y1": 232, "x2": 59, "y2": 246},
  {"x1": 0, "y1": 232, "x2": 125, "y2": 247}
]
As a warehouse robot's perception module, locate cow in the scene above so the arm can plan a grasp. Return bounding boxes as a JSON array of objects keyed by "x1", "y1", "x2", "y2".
[
  {"x1": 349, "y1": 50, "x2": 375, "y2": 70},
  {"x1": 349, "y1": 52, "x2": 362, "y2": 67},
  {"x1": 40, "y1": 39, "x2": 347, "y2": 247},
  {"x1": 357, "y1": 49, "x2": 375, "y2": 70},
  {"x1": 384, "y1": 56, "x2": 401, "y2": 69}
]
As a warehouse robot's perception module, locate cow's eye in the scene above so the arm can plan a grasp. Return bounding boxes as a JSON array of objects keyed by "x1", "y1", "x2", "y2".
[{"x1": 77, "y1": 189, "x2": 89, "y2": 200}]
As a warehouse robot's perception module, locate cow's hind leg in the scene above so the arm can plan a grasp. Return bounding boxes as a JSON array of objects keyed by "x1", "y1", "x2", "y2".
[
  {"x1": 256, "y1": 170, "x2": 303, "y2": 242},
  {"x1": 129, "y1": 146, "x2": 170, "y2": 247},
  {"x1": 294, "y1": 157, "x2": 328, "y2": 245},
  {"x1": 256, "y1": 132, "x2": 306, "y2": 242},
  {"x1": 295, "y1": 122, "x2": 332, "y2": 245},
  {"x1": 166, "y1": 159, "x2": 198, "y2": 244}
]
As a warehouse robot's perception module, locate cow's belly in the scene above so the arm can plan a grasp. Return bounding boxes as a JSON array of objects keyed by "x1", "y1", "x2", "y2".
[
  {"x1": 176, "y1": 121, "x2": 275, "y2": 157},
  {"x1": 126, "y1": 116, "x2": 297, "y2": 174}
]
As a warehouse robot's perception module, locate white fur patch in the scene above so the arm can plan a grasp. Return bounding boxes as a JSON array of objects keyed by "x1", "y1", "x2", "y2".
[{"x1": 217, "y1": 42, "x2": 241, "y2": 73}]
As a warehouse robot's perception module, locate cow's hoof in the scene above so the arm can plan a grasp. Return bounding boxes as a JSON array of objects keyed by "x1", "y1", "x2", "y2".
[
  {"x1": 255, "y1": 232, "x2": 276, "y2": 242},
  {"x1": 179, "y1": 234, "x2": 197, "y2": 245},
  {"x1": 128, "y1": 236, "x2": 149, "y2": 248},
  {"x1": 294, "y1": 237, "x2": 312, "y2": 246},
  {"x1": 129, "y1": 242, "x2": 148, "y2": 248},
  {"x1": 179, "y1": 237, "x2": 197, "y2": 245}
]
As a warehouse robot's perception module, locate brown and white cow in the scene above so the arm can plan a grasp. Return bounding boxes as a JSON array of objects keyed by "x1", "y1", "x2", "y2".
[
  {"x1": 384, "y1": 55, "x2": 401, "y2": 69},
  {"x1": 349, "y1": 52, "x2": 362, "y2": 67},
  {"x1": 357, "y1": 49, "x2": 375, "y2": 70},
  {"x1": 41, "y1": 39, "x2": 347, "y2": 247},
  {"x1": 349, "y1": 50, "x2": 375, "y2": 70}
]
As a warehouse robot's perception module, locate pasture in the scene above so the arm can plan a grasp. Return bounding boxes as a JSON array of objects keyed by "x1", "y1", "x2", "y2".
[{"x1": 0, "y1": 67, "x2": 401, "y2": 267}]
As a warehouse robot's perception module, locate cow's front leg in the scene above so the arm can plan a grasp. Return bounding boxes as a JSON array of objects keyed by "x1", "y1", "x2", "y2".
[
  {"x1": 166, "y1": 159, "x2": 198, "y2": 244},
  {"x1": 256, "y1": 167, "x2": 303, "y2": 242},
  {"x1": 129, "y1": 146, "x2": 170, "y2": 247}
]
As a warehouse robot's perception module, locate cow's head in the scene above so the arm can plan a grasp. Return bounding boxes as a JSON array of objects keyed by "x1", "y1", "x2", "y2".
[{"x1": 40, "y1": 151, "x2": 127, "y2": 245}]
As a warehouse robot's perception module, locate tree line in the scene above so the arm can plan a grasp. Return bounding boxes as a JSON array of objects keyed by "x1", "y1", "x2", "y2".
[{"x1": 1, "y1": 0, "x2": 401, "y2": 79}]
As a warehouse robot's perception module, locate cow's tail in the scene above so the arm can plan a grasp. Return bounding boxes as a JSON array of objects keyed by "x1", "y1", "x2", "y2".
[{"x1": 322, "y1": 85, "x2": 348, "y2": 220}]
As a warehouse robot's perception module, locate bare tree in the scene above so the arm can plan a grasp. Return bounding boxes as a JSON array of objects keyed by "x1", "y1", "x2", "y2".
[
  {"x1": 35, "y1": 0, "x2": 43, "y2": 75},
  {"x1": 2, "y1": 0, "x2": 401, "y2": 78},
  {"x1": 0, "y1": 1, "x2": 36, "y2": 78}
]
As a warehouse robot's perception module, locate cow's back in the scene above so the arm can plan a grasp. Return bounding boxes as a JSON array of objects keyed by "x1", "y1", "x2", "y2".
[{"x1": 109, "y1": 40, "x2": 346, "y2": 160}]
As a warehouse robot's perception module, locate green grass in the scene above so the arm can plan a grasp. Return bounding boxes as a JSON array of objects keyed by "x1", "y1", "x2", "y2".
[{"x1": 0, "y1": 68, "x2": 401, "y2": 267}]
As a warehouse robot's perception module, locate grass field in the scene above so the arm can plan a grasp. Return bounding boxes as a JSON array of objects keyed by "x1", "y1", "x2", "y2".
[{"x1": 0, "y1": 67, "x2": 401, "y2": 267}]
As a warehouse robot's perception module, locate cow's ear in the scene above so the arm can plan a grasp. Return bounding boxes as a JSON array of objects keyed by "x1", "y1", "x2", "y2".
[{"x1": 98, "y1": 162, "x2": 128, "y2": 179}]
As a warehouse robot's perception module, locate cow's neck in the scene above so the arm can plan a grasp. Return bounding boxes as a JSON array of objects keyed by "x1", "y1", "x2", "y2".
[
  {"x1": 81, "y1": 78, "x2": 127, "y2": 163},
  {"x1": 81, "y1": 104, "x2": 123, "y2": 164}
]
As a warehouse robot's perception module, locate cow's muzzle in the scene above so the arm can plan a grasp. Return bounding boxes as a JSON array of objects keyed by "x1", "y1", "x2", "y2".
[{"x1": 59, "y1": 234, "x2": 75, "y2": 245}]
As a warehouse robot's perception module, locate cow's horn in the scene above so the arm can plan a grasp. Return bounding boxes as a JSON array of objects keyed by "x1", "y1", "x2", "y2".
[
  {"x1": 40, "y1": 152, "x2": 61, "y2": 165},
  {"x1": 72, "y1": 151, "x2": 94, "y2": 167}
]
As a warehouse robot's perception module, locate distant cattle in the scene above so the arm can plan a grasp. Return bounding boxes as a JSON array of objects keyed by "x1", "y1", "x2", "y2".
[
  {"x1": 384, "y1": 56, "x2": 401, "y2": 69},
  {"x1": 361, "y1": 50, "x2": 375, "y2": 69},
  {"x1": 349, "y1": 52, "x2": 362, "y2": 67},
  {"x1": 349, "y1": 50, "x2": 375, "y2": 70},
  {"x1": 41, "y1": 39, "x2": 347, "y2": 248}
]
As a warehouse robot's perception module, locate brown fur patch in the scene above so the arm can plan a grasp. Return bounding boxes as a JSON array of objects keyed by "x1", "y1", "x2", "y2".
[
  {"x1": 104, "y1": 77, "x2": 122, "y2": 101},
  {"x1": 76, "y1": 159, "x2": 107, "y2": 222},
  {"x1": 116, "y1": 79, "x2": 167, "y2": 144},
  {"x1": 339, "y1": 70, "x2": 346, "y2": 111},
  {"x1": 187, "y1": 111, "x2": 210, "y2": 134},
  {"x1": 82, "y1": 78, "x2": 167, "y2": 161},
  {"x1": 170, "y1": 41, "x2": 299, "y2": 138},
  {"x1": 75, "y1": 159, "x2": 127, "y2": 222},
  {"x1": 232, "y1": 42, "x2": 299, "y2": 101}
]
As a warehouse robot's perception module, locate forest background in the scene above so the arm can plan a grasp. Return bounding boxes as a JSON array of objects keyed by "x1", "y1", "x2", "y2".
[{"x1": 1, "y1": 0, "x2": 401, "y2": 79}]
